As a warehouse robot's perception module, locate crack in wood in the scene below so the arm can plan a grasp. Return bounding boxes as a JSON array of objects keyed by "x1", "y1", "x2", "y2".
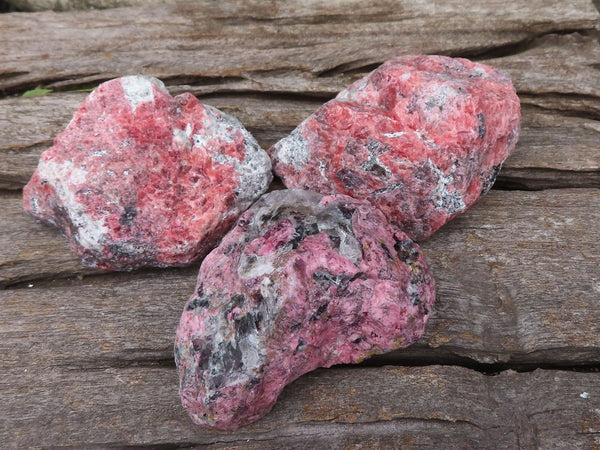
[
  {"x1": 39, "y1": 346, "x2": 600, "y2": 376},
  {"x1": 1, "y1": 2, "x2": 599, "y2": 447},
  {"x1": 496, "y1": 169, "x2": 600, "y2": 190},
  {"x1": 3, "y1": 28, "x2": 597, "y2": 100},
  {"x1": 0, "y1": 72, "x2": 103, "y2": 97},
  {"x1": 0, "y1": 70, "x2": 29, "y2": 81}
]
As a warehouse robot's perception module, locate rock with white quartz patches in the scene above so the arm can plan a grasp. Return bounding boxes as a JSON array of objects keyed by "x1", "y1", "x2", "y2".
[
  {"x1": 175, "y1": 189, "x2": 435, "y2": 430},
  {"x1": 269, "y1": 55, "x2": 521, "y2": 240},
  {"x1": 23, "y1": 75, "x2": 272, "y2": 270}
]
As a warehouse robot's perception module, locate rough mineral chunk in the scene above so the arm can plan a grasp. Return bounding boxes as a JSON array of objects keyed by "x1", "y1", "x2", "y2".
[
  {"x1": 23, "y1": 76, "x2": 272, "y2": 270},
  {"x1": 175, "y1": 189, "x2": 435, "y2": 430},
  {"x1": 270, "y1": 55, "x2": 521, "y2": 240}
]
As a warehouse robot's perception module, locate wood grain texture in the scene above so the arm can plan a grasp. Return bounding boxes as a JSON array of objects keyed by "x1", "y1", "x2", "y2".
[
  {"x1": 0, "y1": 93, "x2": 83, "y2": 190},
  {"x1": 417, "y1": 188, "x2": 600, "y2": 366},
  {"x1": 2, "y1": 97, "x2": 599, "y2": 190},
  {"x1": 1, "y1": 0, "x2": 598, "y2": 94},
  {"x1": 0, "y1": 191, "x2": 100, "y2": 286},
  {"x1": 3, "y1": 189, "x2": 599, "y2": 367},
  {"x1": 2, "y1": 31, "x2": 599, "y2": 190},
  {"x1": 1, "y1": 362, "x2": 599, "y2": 448},
  {"x1": 2, "y1": 2, "x2": 600, "y2": 447}
]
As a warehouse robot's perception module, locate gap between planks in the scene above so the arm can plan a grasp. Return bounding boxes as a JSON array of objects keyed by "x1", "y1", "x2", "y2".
[{"x1": 2, "y1": 2, "x2": 599, "y2": 447}]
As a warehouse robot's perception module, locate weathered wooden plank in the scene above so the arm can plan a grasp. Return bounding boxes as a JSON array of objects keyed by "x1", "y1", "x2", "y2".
[
  {"x1": 0, "y1": 191, "x2": 101, "y2": 285},
  {"x1": 499, "y1": 130, "x2": 600, "y2": 191},
  {"x1": 2, "y1": 92, "x2": 599, "y2": 190},
  {"x1": 0, "y1": 270, "x2": 194, "y2": 369},
  {"x1": 0, "y1": 0, "x2": 598, "y2": 95},
  {"x1": 2, "y1": 3, "x2": 599, "y2": 195},
  {"x1": 1, "y1": 363, "x2": 599, "y2": 448},
  {"x1": 0, "y1": 92, "x2": 83, "y2": 190},
  {"x1": 2, "y1": 28, "x2": 599, "y2": 189},
  {"x1": 486, "y1": 32, "x2": 600, "y2": 117},
  {"x1": 417, "y1": 188, "x2": 600, "y2": 366},
  {"x1": 5, "y1": 0, "x2": 169, "y2": 11},
  {"x1": 2, "y1": 2, "x2": 598, "y2": 447},
  {"x1": 2, "y1": 189, "x2": 599, "y2": 367}
]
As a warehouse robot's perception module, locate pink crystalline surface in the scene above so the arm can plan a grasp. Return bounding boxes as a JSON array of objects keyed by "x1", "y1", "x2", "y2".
[
  {"x1": 22, "y1": 76, "x2": 272, "y2": 270},
  {"x1": 175, "y1": 189, "x2": 435, "y2": 430},
  {"x1": 269, "y1": 55, "x2": 521, "y2": 240}
]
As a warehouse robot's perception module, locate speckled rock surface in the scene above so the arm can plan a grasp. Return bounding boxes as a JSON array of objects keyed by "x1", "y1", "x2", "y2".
[
  {"x1": 23, "y1": 76, "x2": 272, "y2": 270},
  {"x1": 175, "y1": 189, "x2": 435, "y2": 430},
  {"x1": 270, "y1": 55, "x2": 521, "y2": 240}
]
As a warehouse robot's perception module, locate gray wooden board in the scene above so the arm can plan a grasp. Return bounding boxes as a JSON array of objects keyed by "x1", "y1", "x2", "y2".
[
  {"x1": 0, "y1": 4, "x2": 600, "y2": 189},
  {"x1": 2, "y1": 93, "x2": 600, "y2": 190},
  {"x1": 2, "y1": 189, "x2": 599, "y2": 368},
  {"x1": 2, "y1": 1, "x2": 600, "y2": 447},
  {"x1": 1, "y1": 363, "x2": 599, "y2": 448},
  {"x1": 1, "y1": 0, "x2": 598, "y2": 94},
  {"x1": 0, "y1": 191, "x2": 101, "y2": 287}
]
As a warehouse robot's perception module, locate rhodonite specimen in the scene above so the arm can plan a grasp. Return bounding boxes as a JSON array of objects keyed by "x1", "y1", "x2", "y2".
[
  {"x1": 23, "y1": 76, "x2": 272, "y2": 270},
  {"x1": 175, "y1": 189, "x2": 435, "y2": 430},
  {"x1": 270, "y1": 55, "x2": 521, "y2": 240}
]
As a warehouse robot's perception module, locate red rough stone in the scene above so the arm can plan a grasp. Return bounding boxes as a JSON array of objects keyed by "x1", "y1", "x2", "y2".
[
  {"x1": 175, "y1": 189, "x2": 435, "y2": 430},
  {"x1": 23, "y1": 76, "x2": 272, "y2": 270},
  {"x1": 269, "y1": 55, "x2": 521, "y2": 240}
]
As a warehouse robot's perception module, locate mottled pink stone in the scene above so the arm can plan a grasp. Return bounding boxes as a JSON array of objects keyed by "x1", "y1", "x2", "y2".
[
  {"x1": 175, "y1": 189, "x2": 435, "y2": 430},
  {"x1": 270, "y1": 55, "x2": 521, "y2": 240},
  {"x1": 23, "y1": 76, "x2": 272, "y2": 270}
]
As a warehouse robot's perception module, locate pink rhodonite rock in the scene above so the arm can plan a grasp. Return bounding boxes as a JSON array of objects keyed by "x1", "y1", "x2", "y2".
[
  {"x1": 175, "y1": 189, "x2": 435, "y2": 430},
  {"x1": 269, "y1": 55, "x2": 521, "y2": 240},
  {"x1": 23, "y1": 76, "x2": 272, "y2": 270}
]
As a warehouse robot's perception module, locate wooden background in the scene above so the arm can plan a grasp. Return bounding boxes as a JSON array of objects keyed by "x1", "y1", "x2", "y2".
[{"x1": 1, "y1": 1, "x2": 599, "y2": 448}]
